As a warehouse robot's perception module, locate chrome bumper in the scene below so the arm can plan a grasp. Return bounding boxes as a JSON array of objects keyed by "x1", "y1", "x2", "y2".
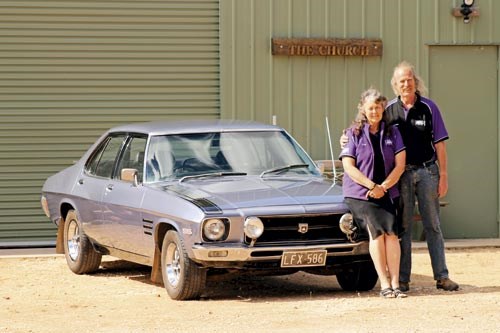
[{"x1": 191, "y1": 241, "x2": 369, "y2": 262}]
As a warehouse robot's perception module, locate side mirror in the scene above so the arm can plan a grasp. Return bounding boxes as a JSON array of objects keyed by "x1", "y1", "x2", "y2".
[{"x1": 121, "y1": 168, "x2": 139, "y2": 187}]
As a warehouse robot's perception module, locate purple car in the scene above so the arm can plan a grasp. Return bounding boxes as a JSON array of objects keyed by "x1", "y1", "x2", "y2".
[{"x1": 41, "y1": 120, "x2": 375, "y2": 300}]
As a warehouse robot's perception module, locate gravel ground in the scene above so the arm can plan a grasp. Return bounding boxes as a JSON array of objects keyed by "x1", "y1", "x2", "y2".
[{"x1": 1, "y1": 247, "x2": 499, "y2": 333}]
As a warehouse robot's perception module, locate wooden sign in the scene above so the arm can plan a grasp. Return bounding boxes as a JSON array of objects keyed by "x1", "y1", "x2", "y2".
[{"x1": 272, "y1": 38, "x2": 382, "y2": 56}]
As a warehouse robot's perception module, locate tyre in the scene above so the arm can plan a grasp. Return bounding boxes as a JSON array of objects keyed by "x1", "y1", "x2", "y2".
[
  {"x1": 63, "y1": 210, "x2": 102, "y2": 274},
  {"x1": 336, "y1": 260, "x2": 378, "y2": 291},
  {"x1": 161, "y1": 230, "x2": 206, "y2": 300}
]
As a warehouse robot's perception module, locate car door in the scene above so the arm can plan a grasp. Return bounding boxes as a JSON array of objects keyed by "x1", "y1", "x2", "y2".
[
  {"x1": 101, "y1": 134, "x2": 150, "y2": 256},
  {"x1": 78, "y1": 134, "x2": 128, "y2": 247}
]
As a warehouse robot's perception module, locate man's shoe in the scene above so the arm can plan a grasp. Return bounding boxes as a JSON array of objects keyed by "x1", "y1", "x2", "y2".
[
  {"x1": 436, "y1": 278, "x2": 459, "y2": 291},
  {"x1": 399, "y1": 281, "x2": 410, "y2": 292}
]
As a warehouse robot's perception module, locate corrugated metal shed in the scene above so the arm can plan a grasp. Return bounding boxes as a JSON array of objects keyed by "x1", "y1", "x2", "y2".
[
  {"x1": 2, "y1": 0, "x2": 499, "y2": 245},
  {"x1": 219, "y1": 0, "x2": 500, "y2": 238},
  {"x1": 220, "y1": 0, "x2": 500, "y2": 158},
  {"x1": 0, "y1": 0, "x2": 219, "y2": 245}
]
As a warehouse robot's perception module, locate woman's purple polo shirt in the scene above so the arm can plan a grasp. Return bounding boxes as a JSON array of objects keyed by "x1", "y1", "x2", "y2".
[{"x1": 339, "y1": 122, "x2": 405, "y2": 200}]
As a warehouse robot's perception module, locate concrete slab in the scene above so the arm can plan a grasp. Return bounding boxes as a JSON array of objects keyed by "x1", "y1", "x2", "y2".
[
  {"x1": 0, "y1": 247, "x2": 59, "y2": 258},
  {"x1": 0, "y1": 238, "x2": 499, "y2": 258},
  {"x1": 413, "y1": 238, "x2": 500, "y2": 250}
]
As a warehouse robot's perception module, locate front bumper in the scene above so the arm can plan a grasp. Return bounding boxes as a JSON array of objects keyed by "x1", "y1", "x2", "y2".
[{"x1": 191, "y1": 241, "x2": 369, "y2": 262}]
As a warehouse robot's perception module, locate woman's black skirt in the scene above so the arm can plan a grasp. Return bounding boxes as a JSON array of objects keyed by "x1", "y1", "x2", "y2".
[{"x1": 345, "y1": 196, "x2": 399, "y2": 240}]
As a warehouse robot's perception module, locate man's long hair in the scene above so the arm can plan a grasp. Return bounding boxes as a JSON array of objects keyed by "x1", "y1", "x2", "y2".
[{"x1": 390, "y1": 61, "x2": 428, "y2": 96}]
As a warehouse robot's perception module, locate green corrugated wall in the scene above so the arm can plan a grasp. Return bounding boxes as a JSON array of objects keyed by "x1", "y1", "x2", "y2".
[
  {"x1": 219, "y1": 0, "x2": 500, "y2": 238},
  {"x1": 220, "y1": 0, "x2": 500, "y2": 158},
  {"x1": 2, "y1": 0, "x2": 499, "y2": 245},
  {"x1": 0, "y1": 0, "x2": 219, "y2": 245}
]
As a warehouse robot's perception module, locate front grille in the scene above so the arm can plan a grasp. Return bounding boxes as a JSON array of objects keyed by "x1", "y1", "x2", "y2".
[{"x1": 245, "y1": 214, "x2": 349, "y2": 247}]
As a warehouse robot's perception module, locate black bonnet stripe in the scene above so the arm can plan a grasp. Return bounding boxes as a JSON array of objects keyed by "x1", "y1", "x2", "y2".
[{"x1": 164, "y1": 185, "x2": 222, "y2": 214}]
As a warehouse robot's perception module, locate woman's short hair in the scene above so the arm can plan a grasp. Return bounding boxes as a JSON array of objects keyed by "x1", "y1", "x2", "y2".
[{"x1": 351, "y1": 88, "x2": 387, "y2": 135}]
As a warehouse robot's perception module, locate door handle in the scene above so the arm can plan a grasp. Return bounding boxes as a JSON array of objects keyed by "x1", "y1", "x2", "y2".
[
  {"x1": 106, "y1": 184, "x2": 114, "y2": 191},
  {"x1": 78, "y1": 179, "x2": 84, "y2": 185}
]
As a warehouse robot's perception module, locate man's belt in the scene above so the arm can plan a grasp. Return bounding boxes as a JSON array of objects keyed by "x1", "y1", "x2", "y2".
[{"x1": 405, "y1": 159, "x2": 436, "y2": 170}]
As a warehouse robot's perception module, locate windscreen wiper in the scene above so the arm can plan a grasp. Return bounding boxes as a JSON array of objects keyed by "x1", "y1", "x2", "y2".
[
  {"x1": 179, "y1": 172, "x2": 247, "y2": 183},
  {"x1": 259, "y1": 164, "x2": 309, "y2": 178}
]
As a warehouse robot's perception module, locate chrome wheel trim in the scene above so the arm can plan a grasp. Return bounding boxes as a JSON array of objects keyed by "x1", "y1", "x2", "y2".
[
  {"x1": 165, "y1": 243, "x2": 181, "y2": 287},
  {"x1": 67, "y1": 219, "x2": 80, "y2": 261}
]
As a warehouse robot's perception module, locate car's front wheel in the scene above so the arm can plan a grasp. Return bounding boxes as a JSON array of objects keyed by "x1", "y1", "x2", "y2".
[
  {"x1": 63, "y1": 210, "x2": 102, "y2": 274},
  {"x1": 336, "y1": 260, "x2": 378, "y2": 291},
  {"x1": 161, "y1": 230, "x2": 206, "y2": 300}
]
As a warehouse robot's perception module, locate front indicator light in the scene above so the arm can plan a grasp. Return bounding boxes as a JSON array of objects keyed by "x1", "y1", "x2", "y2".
[{"x1": 208, "y1": 250, "x2": 228, "y2": 258}]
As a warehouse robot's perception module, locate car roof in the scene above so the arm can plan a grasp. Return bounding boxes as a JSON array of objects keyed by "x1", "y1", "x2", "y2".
[{"x1": 109, "y1": 119, "x2": 282, "y2": 136}]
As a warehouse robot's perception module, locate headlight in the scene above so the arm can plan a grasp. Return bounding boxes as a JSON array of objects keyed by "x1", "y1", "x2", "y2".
[
  {"x1": 339, "y1": 213, "x2": 357, "y2": 241},
  {"x1": 202, "y1": 219, "x2": 227, "y2": 241},
  {"x1": 244, "y1": 216, "x2": 264, "y2": 239}
]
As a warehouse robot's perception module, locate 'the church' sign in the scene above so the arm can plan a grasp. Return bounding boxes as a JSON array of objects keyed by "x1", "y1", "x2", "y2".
[{"x1": 272, "y1": 38, "x2": 382, "y2": 56}]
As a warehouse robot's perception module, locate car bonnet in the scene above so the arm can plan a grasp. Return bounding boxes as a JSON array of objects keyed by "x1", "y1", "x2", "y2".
[{"x1": 161, "y1": 176, "x2": 344, "y2": 213}]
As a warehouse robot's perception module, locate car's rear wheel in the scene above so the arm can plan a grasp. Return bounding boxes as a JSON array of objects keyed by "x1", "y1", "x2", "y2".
[
  {"x1": 336, "y1": 260, "x2": 378, "y2": 291},
  {"x1": 161, "y1": 230, "x2": 206, "y2": 300},
  {"x1": 63, "y1": 210, "x2": 102, "y2": 274}
]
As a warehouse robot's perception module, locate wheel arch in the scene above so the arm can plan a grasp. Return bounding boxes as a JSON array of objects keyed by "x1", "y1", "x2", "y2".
[
  {"x1": 151, "y1": 221, "x2": 178, "y2": 284},
  {"x1": 55, "y1": 202, "x2": 76, "y2": 254}
]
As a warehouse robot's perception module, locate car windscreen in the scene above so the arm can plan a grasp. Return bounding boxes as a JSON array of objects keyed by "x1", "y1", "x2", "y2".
[{"x1": 144, "y1": 131, "x2": 319, "y2": 182}]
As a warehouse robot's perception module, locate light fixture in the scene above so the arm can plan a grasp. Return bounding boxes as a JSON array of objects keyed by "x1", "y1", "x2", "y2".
[{"x1": 460, "y1": 0, "x2": 475, "y2": 24}]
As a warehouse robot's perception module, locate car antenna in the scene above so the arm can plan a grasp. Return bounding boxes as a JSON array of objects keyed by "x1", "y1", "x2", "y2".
[{"x1": 325, "y1": 116, "x2": 337, "y2": 184}]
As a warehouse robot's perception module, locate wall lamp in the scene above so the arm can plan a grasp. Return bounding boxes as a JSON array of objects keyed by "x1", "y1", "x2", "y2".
[{"x1": 452, "y1": 0, "x2": 479, "y2": 24}]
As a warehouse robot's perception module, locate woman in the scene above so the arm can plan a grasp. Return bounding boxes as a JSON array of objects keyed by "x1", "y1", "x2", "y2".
[{"x1": 339, "y1": 88, "x2": 407, "y2": 298}]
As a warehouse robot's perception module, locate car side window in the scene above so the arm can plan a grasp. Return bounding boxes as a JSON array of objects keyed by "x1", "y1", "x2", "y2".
[
  {"x1": 85, "y1": 135, "x2": 126, "y2": 178},
  {"x1": 145, "y1": 136, "x2": 175, "y2": 182},
  {"x1": 116, "y1": 136, "x2": 147, "y2": 181}
]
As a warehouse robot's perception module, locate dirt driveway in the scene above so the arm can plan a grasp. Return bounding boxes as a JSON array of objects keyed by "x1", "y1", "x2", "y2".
[{"x1": 1, "y1": 247, "x2": 499, "y2": 333}]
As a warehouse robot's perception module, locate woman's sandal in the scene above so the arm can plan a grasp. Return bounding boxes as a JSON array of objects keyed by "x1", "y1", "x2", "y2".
[
  {"x1": 393, "y1": 288, "x2": 407, "y2": 298},
  {"x1": 379, "y1": 288, "x2": 395, "y2": 298}
]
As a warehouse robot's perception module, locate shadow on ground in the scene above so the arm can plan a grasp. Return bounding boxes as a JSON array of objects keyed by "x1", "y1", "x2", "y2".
[{"x1": 87, "y1": 258, "x2": 500, "y2": 301}]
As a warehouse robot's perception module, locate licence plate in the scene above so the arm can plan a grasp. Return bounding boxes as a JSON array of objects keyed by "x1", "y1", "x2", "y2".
[{"x1": 281, "y1": 250, "x2": 327, "y2": 268}]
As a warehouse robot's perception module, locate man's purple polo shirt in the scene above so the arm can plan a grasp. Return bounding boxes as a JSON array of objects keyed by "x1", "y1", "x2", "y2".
[{"x1": 385, "y1": 94, "x2": 448, "y2": 165}]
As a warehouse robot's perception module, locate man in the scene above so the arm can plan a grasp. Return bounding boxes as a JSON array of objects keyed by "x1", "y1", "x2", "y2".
[
  {"x1": 385, "y1": 61, "x2": 458, "y2": 292},
  {"x1": 340, "y1": 61, "x2": 459, "y2": 292}
]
